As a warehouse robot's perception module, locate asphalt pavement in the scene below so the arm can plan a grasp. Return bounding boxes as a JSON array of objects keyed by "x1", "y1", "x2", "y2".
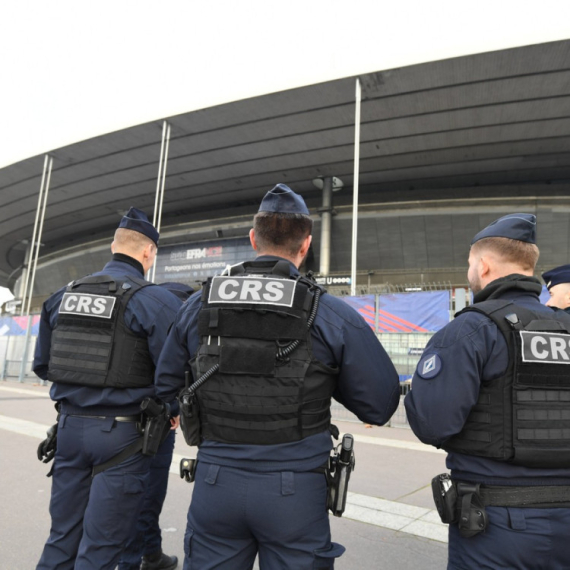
[{"x1": 0, "y1": 381, "x2": 448, "y2": 569}]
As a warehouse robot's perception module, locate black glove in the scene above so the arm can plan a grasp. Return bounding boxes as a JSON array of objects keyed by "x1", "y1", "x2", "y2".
[{"x1": 37, "y1": 423, "x2": 58, "y2": 464}]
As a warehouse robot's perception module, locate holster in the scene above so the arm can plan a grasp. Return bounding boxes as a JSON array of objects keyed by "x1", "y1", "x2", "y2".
[
  {"x1": 456, "y1": 482, "x2": 488, "y2": 538},
  {"x1": 140, "y1": 397, "x2": 171, "y2": 457},
  {"x1": 180, "y1": 457, "x2": 198, "y2": 482},
  {"x1": 431, "y1": 473, "x2": 488, "y2": 538},
  {"x1": 37, "y1": 403, "x2": 61, "y2": 477},
  {"x1": 178, "y1": 389, "x2": 201, "y2": 447},
  {"x1": 326, "y1": 434, "x2": 355, "y2": 517}
]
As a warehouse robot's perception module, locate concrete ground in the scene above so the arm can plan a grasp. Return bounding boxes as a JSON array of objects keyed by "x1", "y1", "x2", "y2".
[{"x1": 0, "y1": 381, "x2": 449, "y2": 569}]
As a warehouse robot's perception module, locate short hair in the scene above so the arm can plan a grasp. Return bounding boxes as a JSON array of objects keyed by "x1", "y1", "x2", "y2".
[
  {"x1": 471, "y1": 237, "x2": 539, "y2": 271},
  {"x1": 253, "y1": 212, "x2": 313, "y2": 256},
  {"x1": 113, "y1": 228, "x2": 156, "y2": 253}
]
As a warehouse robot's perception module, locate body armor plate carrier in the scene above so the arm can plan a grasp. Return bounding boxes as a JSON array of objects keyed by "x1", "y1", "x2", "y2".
[
  {"x1": 443, "y1": 300, "x2": 570, "y2": 468},
  {"x1": 191, "y1": 260, "x2": 339, "y2": 445},
  {"x1": 48, "y1": 274, "x2": 155, "y2": 389}
]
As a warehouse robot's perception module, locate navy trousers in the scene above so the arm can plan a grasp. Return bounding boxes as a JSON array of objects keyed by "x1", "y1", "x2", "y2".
[
  {"x1": 118, "y1": 430, "x2": 176, "y2": 569},
  {"x1": 37, "y1": 414, "x2": 151, "y2": 570},
  {"x1": 448, "y1": 506, "x2": 570, "y2": 569},
  {"x1": 183, "y1": 463, "x2": 345, "y2": 570}
]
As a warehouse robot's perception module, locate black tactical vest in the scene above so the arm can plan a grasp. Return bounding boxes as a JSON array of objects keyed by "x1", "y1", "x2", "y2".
[
  {"x1": 48, "y1": 274, "x2": 155, "y2": 389},
  {"x1": 191, "y1": 260, "x2": 339, "y2": 445},
  {"x1": 443, "y1": 300, "x2": 570, "y2": 468}
]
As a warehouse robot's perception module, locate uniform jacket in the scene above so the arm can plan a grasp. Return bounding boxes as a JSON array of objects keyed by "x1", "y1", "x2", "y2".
[
  {"x1": 155, "y1": 255, "x2": 400, "y2": 471},
  {"x1": 33, "y1": 254, "x2": 182, "y2": 415},
  {"x1": 405, "y1": 275, "x2": 570, "y2": 484}
]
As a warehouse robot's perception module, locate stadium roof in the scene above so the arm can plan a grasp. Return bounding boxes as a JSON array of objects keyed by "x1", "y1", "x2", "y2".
[{"x1": 2, "y1": 40, "x2": 570, "y2": 289}]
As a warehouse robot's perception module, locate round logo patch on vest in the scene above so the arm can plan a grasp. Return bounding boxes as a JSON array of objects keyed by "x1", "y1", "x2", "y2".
[{"x1": 417, "y1": 353, "x2": 442, "y2": 379}]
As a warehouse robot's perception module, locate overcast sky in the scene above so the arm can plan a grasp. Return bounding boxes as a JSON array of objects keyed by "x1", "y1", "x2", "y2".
[
  {"x1": 1, "y1": 0, "x2": 570, "y2": 169},
  {"x1": 1, "y1": 1, "x2": 569, "y2": 301}
]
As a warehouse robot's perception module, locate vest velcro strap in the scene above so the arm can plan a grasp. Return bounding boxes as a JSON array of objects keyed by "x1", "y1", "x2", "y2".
[
  {"x1": 517, "y1": 409, "x2": 570, "y2": 421},
  {"x1": 473, "y1": 484, "x2": 570, "y2": 507},
  {"x1": 204, "y1": 401, "x2": 299, "y2": 415},
  {"x1": 461, "y1": 430, "x2": 492, "y2": 443},
  {"x1": 518, "y1": 428, "x2": 570, "y2": 440},
  {"x1": 207, "y1": 414, "x2": 299, "y2": 431},
  {"x1": 469, "y1": 412, "x2": 490, "y2": 424},
  {"x1": 52, "y1": 342, "x2": 111, "y2": 359},
  {"x1": 53, "y1": 330, "x2": 113, "y2": 344},
  {"x1": 50, "y1": 355, "x2": 109, "y2": 373},
  {"x1": 202, "y1": 384, "x2": 300, "y2": 397}
]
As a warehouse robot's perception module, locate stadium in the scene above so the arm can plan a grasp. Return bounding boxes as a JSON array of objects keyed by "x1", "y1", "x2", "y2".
[
  {"x1": 2, "y1": 11, "x2": 570, "y2": 566},
  {"x1": 2, "y1": 40, "x2": 570, "y2": 314}
]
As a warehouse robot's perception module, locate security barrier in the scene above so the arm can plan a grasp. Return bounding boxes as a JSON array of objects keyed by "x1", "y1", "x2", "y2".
[{"x1": 330, "y1": 332, "x2": 433, "y2": 428}]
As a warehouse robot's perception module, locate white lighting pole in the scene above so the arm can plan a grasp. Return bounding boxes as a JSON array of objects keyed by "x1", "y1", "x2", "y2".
[
  {"x1": 350, "y1": 78, "x2": 361, "y2": 296},
  {"x1": 150, "y1": 121, "x2": 171, "y2": 283}
]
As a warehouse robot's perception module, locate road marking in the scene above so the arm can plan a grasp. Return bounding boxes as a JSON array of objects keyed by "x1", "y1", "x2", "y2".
[
  {"x1": 0, "y1": 385, "x2": 51, "y2": 398},
  {"x1": 0, "y1": 414, "x2": 50, "y2": 438},
  {"x1": 0, "y1": 413, "x2": 449, "y2": 544}
]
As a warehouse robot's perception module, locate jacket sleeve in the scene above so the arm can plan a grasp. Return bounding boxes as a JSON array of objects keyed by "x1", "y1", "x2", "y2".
[
  {"x1": 32, "y1": 288, "x2": 65, "y2": 380},
  {"x1": 314, "y1": 297, "x2": 400, "y2": 426},
  {"x1": 32, "y1": 303, "x2": 52, "y2": 380},
  {"x1": 404, "y1": 312, "x2": 505, "y2": 447},
  {"x1": 155, "y1": 295, "x2": 201, "y2": 413}
]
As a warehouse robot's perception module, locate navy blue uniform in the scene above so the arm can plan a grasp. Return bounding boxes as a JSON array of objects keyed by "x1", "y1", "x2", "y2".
[
  {"x1": 405, "y1": 278, "x2": 570, "y2": 569},
  {"x1": 119, "y1": 430, "x2": 176, "y2": 570},
  {"x1": 33, "y1": 255, "x2": 181, "y2": 570},
  {"x1": 156, "y1": 255, "x2": 400, "y2": 570},
  {"x1": 119, "y1": 281, "x2": 195, "y2": 570}
]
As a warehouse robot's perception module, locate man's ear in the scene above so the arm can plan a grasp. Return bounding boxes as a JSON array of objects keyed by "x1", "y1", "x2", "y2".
[
  {"x1": 249, "y1": 228, "x2": 258, "y2": 251},
  {"x1": 299, "y1": 234, "x2": 312, "y2": 258},
  {"x1": 110, "y1": 241, "x2": 116, "y2": 254},
  {"x1": 479, "y1": 255, "x2": 491, "y2": 280}
]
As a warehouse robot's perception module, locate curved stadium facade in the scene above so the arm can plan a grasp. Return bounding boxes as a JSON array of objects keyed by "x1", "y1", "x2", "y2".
[{"x1": 2, "y1": 40, "x2": 570, "y2": 310}]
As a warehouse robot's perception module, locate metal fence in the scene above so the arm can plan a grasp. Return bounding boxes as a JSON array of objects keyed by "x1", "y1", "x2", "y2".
[
  {"x1": 330, "y1": 332, "x2": 433, "y2": 428},
  {"x1": 0, "y1": 334, "x2": 38, "y2": 382}
]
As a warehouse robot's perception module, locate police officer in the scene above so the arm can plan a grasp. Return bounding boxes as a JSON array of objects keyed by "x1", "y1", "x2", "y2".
[
  {"x1": 119, "y1": 282, "x2": 195, "y2": 570},
  {"x1": 405, "y1": 214, "x2": 570, "y2": 569},
  {"x1": 542, "y1": 263, "x2": 570, "y2": 311},
  {"x1": 155, "y1": 184, "x2": 400, "y2": 570},
  {"x1": 33, "y1": 208, "x2": 182, "y2": 570}
]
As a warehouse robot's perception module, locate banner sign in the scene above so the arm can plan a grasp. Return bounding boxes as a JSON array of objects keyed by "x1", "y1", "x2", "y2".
[
  {"x1": 153, "y1": 237, "x2": 255, "y2": 284},
  {"x1": 341, "y1": 291, "x2": 450, "y2": 332},
  {"x1": 0, "y1": 315, "x2": 41, "y2": 336}
]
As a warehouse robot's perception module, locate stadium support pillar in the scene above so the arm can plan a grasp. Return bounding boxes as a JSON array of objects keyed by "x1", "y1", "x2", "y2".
[
  {"x1": 319, "y1": 177, "x2": 333, "y2": 276},
  {"x1": 351, "y1": 78, "x2": 361, "y2": 296},
  {"x1": 149, "y1": 121, "x2": 171, "y2": 283},
  {"x1": 19, "y1": 154, "x2": 53, "y2": 383}
]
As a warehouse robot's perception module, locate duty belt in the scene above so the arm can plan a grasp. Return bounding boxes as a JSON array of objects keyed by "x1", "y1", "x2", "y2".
[
  {"x1": 68, "y1": 414, "x2": 141, "y2": 422},
  {"x1": 457, "y1": 482, "x2": 570, "y2": 508}
]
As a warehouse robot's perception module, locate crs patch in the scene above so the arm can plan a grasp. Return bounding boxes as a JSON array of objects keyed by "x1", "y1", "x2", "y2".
[
  {"x1": 208, "y1": 275, "x2": 296, "y2": 307},
  {"x1": 520, "y1": 331, "x2": 570, "y2": 364},
  {"x1": 59, "y1": 292, "x2": 116, "y2": 319},
  {"x1": 416, "y1": 353, "x2": 442, "y2": 379}
]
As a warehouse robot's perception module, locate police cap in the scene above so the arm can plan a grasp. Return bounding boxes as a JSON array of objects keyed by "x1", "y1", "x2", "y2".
[
  {"x1": 542, "y1": 264, "x2": 570, "y2": 290},
  {"x1": 258, "y1": 184, "x2": 310, "y2": 215},
  {"x1": 118, "y1": 207, "x2": 159, "y2": 245},
  {"x1": 471, "y1": 213, "x2": 536, "y2": 245}
]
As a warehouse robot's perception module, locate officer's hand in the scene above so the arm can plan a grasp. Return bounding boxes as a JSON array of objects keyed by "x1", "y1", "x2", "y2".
[{"x1": 170, "y1": 415, "x2": 180, "y2": 430}]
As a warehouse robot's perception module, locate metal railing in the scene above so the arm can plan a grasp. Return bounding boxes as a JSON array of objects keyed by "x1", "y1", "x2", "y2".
[{"x1": 330, "y1": 332, "x2": 432, "y2": 428}]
